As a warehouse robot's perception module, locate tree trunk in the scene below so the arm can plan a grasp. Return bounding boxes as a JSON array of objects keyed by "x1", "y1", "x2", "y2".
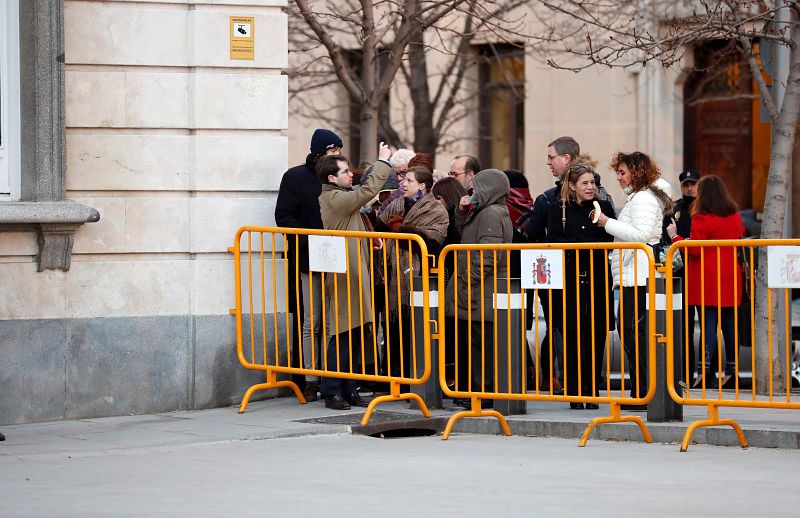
[
  {"x1": 408, "y1": 31, "x2": 437, "y2": 159},
  {"x1": 359, "y1": 104, "x2": 379, "y2": 164},
  {"x1": 753, "y1": 25, "x2": 800, "y2": 394}
]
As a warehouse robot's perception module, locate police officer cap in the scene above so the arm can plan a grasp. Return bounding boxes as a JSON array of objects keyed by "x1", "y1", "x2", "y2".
[{"x1": 679, "y1": 170, "x2": 700, "y2": 184}]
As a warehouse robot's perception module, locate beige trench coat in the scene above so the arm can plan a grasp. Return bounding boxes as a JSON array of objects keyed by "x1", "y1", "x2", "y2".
[{"x1": 318, "y1": 160, "x2": 391, "y2": 333}]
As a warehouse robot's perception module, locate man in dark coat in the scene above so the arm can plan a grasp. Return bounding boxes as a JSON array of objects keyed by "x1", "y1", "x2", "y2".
[
  {"x1": 274, "y1": 128, "x2": 343, "y2": 401},
  {"x1": 526, "y1": 136, "x2": 581, "y2": 393},
  {"x1": 664, "y1": 170, "x2": 700, "y2": 377}
]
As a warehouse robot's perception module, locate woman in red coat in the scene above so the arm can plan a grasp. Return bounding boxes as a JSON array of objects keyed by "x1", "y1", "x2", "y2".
[{"x1": 667, "y1": 175, "x2": 744, "y2": 387}]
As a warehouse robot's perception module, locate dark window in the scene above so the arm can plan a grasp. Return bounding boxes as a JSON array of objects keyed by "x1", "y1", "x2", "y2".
[{"x1": 477, "y1": 43, "x2": 525, "y2": 171}]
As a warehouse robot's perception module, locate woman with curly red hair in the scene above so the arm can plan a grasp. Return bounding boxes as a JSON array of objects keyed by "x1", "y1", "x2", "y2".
[{"x1": 596, "y1": 152, "x2": 672, "y2": 408}]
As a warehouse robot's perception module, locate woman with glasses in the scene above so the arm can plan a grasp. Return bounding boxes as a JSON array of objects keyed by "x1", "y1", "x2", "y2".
[
  {"x1": 547, "y1": 160, "x2": 615, "y2": 409},
  {"x1": 595, "y1": 151, "x2": 672, "y2": 408}
]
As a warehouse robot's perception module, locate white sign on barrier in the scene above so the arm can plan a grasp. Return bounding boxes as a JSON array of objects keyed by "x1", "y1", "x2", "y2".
[
  {"x1": 767, "y1": 246, "x2": 800, "y2": 288},
  {"x1": 520, "y1": 249, "x2": 563, "y2": 290},
  {"x1": 308, "y1": 235, "x2": 347, "y2": 274}
]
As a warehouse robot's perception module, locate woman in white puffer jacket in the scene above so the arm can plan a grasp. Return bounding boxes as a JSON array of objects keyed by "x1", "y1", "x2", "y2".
[{"x1": 596, "y1": 152, "x2": 672, "y2": 406}]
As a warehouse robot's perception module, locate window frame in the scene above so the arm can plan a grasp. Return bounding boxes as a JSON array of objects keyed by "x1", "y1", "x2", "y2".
[{"x1": 0, "y1": 0, "x2": 21, "y2": 201}]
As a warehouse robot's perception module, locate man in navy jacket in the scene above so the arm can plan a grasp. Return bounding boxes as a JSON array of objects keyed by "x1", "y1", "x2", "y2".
[{"x1": 275, "y1": 128, "x2": 343, "y2": 401}]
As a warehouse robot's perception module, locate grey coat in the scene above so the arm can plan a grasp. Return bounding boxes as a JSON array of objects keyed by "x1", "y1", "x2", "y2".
[{"x1": 449, "y1": 169, "x2": 513, "y2": 321}]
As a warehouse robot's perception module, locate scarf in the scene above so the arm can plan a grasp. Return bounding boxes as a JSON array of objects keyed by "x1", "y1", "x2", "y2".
[{"x1": 378, "y1": 193, "x2": 449, "y2": 317}]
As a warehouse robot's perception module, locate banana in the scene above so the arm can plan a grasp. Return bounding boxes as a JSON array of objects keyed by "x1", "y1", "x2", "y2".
[{"x1": 591, "y1": 200, "x2": 602, "y2": 223}]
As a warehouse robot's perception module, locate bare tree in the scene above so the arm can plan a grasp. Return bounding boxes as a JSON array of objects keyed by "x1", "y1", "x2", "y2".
[
  {"x1": 400, "y1": 0, "x2": 527, "y2": 159},
  {"x1": 291, "y1": 0, "x2": 465, "y2": 164},
  {"x1": 288, "y1": 0, "x2": 526, "y2": 162},
  {"x1": 532, "y1": 0, "x2": 799, "y2": 392}
]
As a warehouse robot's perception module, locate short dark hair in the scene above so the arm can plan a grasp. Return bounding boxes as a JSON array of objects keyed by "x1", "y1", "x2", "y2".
[
  {"x1": 316, "y1": 155, "x2": 348, "y2": 183},
  {"x1": 548, "y1": 136, "x2": 580, "y2": 161},
  {"x1": 455, "y1": 154, "x2": 481, "y2": 175},
  {"x1": 407, "y1": 166, "x2": 434, "y2": 191},
  {"x1": 431, "y1": 177, "x2": 468, "y2": 208}
]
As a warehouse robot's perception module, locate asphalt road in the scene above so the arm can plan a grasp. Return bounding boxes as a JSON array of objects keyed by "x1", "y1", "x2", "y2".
[{"x1": 2, "y1": 433, "x2": 797, "y2": 517}]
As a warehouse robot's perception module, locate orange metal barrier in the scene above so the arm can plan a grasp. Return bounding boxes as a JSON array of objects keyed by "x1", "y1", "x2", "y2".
[
  {"x1": 437, "y1": 242, "x2": 658, "y2": 444},
  {"x1": 665, "y1": 239, "x2": 800, "y2": 451},
  {"x1": 230, "y1": 226, "x2": 435, "y2": 425}
]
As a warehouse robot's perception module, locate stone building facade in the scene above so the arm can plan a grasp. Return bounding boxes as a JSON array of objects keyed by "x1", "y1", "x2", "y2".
[{"x1": 0, "y1": 0, "x2": 289, "y2": 424}]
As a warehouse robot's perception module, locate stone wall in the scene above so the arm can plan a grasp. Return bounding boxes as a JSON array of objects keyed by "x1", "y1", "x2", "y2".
[{"x1": 0, "y1": 0, "x2": 290, "y2": 424}]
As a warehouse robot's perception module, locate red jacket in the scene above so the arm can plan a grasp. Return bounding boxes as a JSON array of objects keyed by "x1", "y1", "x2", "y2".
[{"x1": 674, "y1": 212, "x2": 745, "y2": 307}]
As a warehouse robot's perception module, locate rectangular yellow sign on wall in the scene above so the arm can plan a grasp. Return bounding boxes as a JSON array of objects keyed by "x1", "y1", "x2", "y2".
[{"x1": 230, "y1": 16, "x2": 255, "y2": 60}]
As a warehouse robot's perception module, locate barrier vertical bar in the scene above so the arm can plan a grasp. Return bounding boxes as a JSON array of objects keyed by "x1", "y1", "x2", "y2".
[{"x1": 412, "y1": 273, "x2": 441, "y2": 409}]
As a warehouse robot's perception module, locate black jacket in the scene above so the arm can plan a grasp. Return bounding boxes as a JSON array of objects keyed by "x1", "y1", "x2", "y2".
[
  {"x1": 274, "y1": 153, "x2": 324, "y2": 273},
  {"x1": 546, "y1": 198, "x2": 616, "y2": 331},
  {"x1": 527, "y1": 182, "x2": 561, "y2": 242}
]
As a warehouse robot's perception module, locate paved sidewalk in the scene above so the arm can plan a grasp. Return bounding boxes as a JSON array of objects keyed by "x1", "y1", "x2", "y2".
[{"x1": 1, "y1": 395, "x2": 799, "y2": 458}]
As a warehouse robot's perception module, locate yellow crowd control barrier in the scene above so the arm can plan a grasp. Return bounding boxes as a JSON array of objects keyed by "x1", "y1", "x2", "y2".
[
  {"x1": 664, "y1": 239, "x2": 800, "y2": 451},
  {"x1": 436, "y1": 242, "x2": 658, "y2": 445},
  {"x1": 230, "y1": 226, "x2": 435, "y2": 425}
]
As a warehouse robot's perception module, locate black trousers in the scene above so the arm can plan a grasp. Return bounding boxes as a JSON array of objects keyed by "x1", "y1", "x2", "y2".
[
  {"x1": 618, "y1": 286, "x2": 648, "y2": 398},
  {"x1": 457, "y1": 319, "x2": 495, "y2": 393},
  {"x1": 320, "y1": 328, "x2": 365, "y2": 398},
  {"x1": 562, "y1": 285, "x2": 606, "y2": 398}
]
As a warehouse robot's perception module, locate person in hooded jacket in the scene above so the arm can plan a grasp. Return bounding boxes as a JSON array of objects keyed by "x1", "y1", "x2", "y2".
[
  {"x1": 448, "y1": 169, "x2": 513, "y2": 409},
  {"x1": 274, "y1": 128, "x2": 344, "y2": 402},
  {"x1": 595, "y1": 152, "x2": 672, "y2": 410}
]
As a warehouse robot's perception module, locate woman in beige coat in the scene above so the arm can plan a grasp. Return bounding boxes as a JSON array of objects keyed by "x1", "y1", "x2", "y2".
[{"x1": 316, "y1": 142, "x2": 392, "y2": 410}]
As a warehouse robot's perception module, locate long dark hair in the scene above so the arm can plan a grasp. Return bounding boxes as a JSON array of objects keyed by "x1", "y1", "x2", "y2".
[
  {"x1": 692, "y1": 175, "x2": 738, "y2": 217},
  {"x1": 431, "y1": 177, "x2": 467, "y2": 209}
]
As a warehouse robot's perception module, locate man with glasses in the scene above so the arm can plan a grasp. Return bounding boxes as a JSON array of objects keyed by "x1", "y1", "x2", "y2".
[
  {"x1": 449, "y1": 154, "x2": 481, "y2": 193},
  {"x1": 317, "y1": 142, "x2": 393, "y2": 410},
  {"x1": 526, "y1": 136, "x2": 582, "y2": 394}
]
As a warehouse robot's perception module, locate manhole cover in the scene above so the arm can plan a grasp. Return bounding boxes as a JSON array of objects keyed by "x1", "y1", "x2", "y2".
[{"x1": 295, "y1": 410, "x2": 445, "y2": 437}]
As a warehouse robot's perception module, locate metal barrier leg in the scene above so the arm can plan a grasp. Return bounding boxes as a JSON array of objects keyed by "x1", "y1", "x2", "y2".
[
  {"x1": 441, "y1": 397, "x2": 511, "y2": 440},
  {"x1": 360, "y1": 381, "x2": 431, "y2": 425},
  {"x1": 679, "y1": 404, "x2": 749, "y2": 452},
  {"x1": 238, "y1": 370, "x2": 306, "y2": 414},
  {"x1": 578, "y1": 402, "x2": 653, "y2": 447}
]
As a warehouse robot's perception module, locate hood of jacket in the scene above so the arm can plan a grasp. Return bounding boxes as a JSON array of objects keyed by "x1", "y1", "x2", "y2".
[
  {"x1": 305, "y1": 153, "x2": 318, "y2": 171},
  {"x1": 471, "y1": 169, "x2": 510, "y2": 211}
]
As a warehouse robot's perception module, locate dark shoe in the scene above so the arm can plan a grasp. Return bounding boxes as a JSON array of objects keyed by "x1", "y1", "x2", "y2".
[
  {"x1": 620, "y1": 403, "x2": 647, "y2": 411},
  {"x1": 570, "y1": 402, "x2": 585, "y2": 410},
  {"x1": 324, "y1": 394, "x2": 351, "y2": 410},
  {"x1": 0, "y1": 431, "x2": 4, "y2": 441},
  {"x1": 345, "y1": 392, "x2": 371, "y2": 408},
  {"x1": 585, "y1": 403, "x2": 600, "y2": 410},
  {"x1": 303, "y1": 382, "x2": 319, "y2": 402}
]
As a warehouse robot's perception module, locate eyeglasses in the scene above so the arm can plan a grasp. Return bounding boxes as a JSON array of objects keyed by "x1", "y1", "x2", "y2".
[
  {"x1": 448, "y1": 170, "x2": 465, "y2": 178},
  {"x1": 396, "y1": 169, "x2": 408, "y2": 179},
  {"x1": 546, "y1": 153, "x2": 567, "y2": 162}
]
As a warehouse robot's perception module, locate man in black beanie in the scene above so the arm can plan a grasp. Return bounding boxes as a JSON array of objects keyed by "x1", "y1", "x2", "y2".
[{"x1": 275, "y1": 128, "x2": 343, "y2": 402}]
